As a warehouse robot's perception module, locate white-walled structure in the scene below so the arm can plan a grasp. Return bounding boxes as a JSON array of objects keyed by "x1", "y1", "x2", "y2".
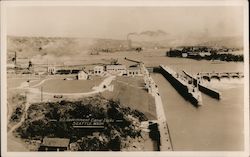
[
  {"x1": 48, "y1": 66, "x2": 56, "y2": 74},
  {"x1": 106, "y1": 64, "x2": 126, "y2": 76},
  {"x1": 77, "y1": 71, "x2": 89, "y2": 80},
  {"x1": 94, "y1": 66, "x2": 104, "y2": 75}
]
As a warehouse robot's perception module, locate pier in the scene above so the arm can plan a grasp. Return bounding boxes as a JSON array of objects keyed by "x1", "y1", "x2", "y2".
[
  {"x1": 156, "y1": 65, "x2": 202, "y2": 107},
  {"x1": 142, "y1": 64, "x2": 173, "y2": 151},
  {"x1": 183, "y1": 70, "x2": 221, "y2": 100}
]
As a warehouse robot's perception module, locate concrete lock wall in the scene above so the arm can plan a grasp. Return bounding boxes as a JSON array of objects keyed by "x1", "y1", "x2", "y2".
[
  {"x1": 198, "y1": 84, "x2": 220, "y2": 100},
  {"x1": 153, "y1": 66, "x2": 199, "y2": 106}
]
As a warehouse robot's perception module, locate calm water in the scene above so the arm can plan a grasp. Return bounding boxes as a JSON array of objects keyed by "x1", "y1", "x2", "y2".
[
  {"x1": 152, "y1": 74, "x2": 244, "y2": 151},
  {"x1": 146, "y1": 53, "x2": 244, "y2": 151}
]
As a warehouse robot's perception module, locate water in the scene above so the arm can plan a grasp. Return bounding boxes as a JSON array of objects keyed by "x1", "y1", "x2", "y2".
[{"x1": 148, "y1": 55, "x2": 244, "y2": 151}]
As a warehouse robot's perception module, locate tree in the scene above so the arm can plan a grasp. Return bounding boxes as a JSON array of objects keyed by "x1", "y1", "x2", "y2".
[{"x1": 28, "y1": 61, "x2": 32, "y2": 70}]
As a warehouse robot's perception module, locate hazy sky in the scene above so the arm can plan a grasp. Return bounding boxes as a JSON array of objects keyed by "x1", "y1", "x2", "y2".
[{"x1": 7, "y1": 6, "x2": 243, "y2": 39}]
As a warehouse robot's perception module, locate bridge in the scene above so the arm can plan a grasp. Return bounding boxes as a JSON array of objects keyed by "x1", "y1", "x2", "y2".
[{"x1": 197, "y1": 72, "x2": 244, "y2": 81}]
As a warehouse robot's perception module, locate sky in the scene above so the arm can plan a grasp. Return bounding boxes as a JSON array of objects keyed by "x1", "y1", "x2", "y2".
[{"x1": 6, "y1": 6, "x2": 244, "y2": 39}]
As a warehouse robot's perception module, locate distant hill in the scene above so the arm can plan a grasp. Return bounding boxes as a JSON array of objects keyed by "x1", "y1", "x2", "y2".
[
  {"x1": 196, "y1": 36, "x2": 243, "y2": 49},
  {"x1": 7, "y1": 36, "x2": 129, "y2": 60},
  {"x1": 7, "y1": 35, "x2": 243, "y2": 60},
  {"x1": 127, "y1": 30, "x2": 243, "y2": 49},
  {"x1": 139, "y1": 30, "x2": 168, "y2": 37}
]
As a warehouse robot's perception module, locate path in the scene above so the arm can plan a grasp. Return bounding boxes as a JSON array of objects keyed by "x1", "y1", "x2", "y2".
[
  {"x1": 30, "y1": 78, "x2": 54, "y2": 88},
  {"x1": 8, "y1": 102, "x2": 31, "y2": 134},
  {"x1": 7, "y1": 102, "x2": 31, "y2": 151},
  {"x1": 25, "y1": 75, "x2": 116, "y2": 103},
  {"x1": 142, "y1": 64, "x2": 173, "y2": 151}
]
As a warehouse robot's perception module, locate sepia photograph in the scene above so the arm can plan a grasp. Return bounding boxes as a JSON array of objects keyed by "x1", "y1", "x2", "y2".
[{"x1": 1, "y1": 1, "x2": 249, "y2": 157}]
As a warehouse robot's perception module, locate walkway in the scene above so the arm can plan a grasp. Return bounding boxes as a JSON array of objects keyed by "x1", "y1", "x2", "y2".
[{"x1": 142, "y1": 64, "x2": 173, "y2": 151}]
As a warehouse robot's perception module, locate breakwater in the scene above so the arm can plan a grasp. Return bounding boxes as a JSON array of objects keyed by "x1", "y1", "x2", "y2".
[
  {"x1": 153, "y1": 65, "x2": 202, "y2": 107},
  {"x1": 142, "y1": 64, "x2": 173, "y2": 151},
  {"x1": 199, "y1": 85, "x2": 221, "y2": 100},
  {"x1": 183, "y1": 70, "x2": 221, "y2": 100}
]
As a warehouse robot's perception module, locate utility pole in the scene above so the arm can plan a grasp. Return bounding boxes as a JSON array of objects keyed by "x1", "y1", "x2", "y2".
[
  {"x1": 47, "y1": 59, "x2": 49, "y2": 76},
  {"x1": 14, "y1": 51, "x2": 17, "y2": 65},
  {"x1": 41, "y1": 86, "x2": 43, "y2": 102}
]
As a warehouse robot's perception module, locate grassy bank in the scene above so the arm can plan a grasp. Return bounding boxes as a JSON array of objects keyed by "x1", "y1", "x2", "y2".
[{"x1": 102, "y1": 76, "x2": 157, "y2": 120}]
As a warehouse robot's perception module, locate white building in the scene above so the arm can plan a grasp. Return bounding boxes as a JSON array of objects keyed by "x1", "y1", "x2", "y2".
[
  {"x1": 127, "y1": 66, "x2": 142, "y2": 77},
  {"x1": 182, "y1": 53, "x2": 188, "y2": 58},
  {"x1": 77, "y1": 71, "x2": 89, "y2": 80},
  {"x1": 199, "y1": 52, "x2": 211, "y2": 57},
  {"x1": 106, "y1": 64, "x2": 126, "y2": 76},
  {"x1": 48, "y1": 66, "x2": 56, "y2": 74},
  {"x1": 94, "y1": 66, "x2": 104, "y2": 76}
]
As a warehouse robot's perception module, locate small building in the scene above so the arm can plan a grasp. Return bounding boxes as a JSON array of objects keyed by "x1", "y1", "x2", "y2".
[
  {"x1": 77, "y1": 70, "x2": 89, "y2": 80},
  {"x1": 48, "y1": 66, "x2": 56, "y2": 75},
  {"x1": 94, "y1": 66, "x2": 104, "y2": 75},
  {"x1": 199, "y1": 52, "x2": 211, "y2": 57},
  {"x1": 187, "y1": 52, "x2": 199, "y2": 56},
  {"x1": 127, "y1": 66, "x2": 141, "y2": 77},
  {"x1": 106, "y1": 64, "x2": 126, "y2": 75},
  {"x1": 38, "y1": 137, "x2": 70, "y2": 151},
  {"x1": 182, "y1": 53, "x2": 188, "y2": 58}
]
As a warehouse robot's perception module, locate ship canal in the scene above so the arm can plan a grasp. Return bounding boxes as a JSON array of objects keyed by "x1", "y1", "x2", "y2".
[{"x1": 151, "y1": 73, "x2": 244, "y2": 151}]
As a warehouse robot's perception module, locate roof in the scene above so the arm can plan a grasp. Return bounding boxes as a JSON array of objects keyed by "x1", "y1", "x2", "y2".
[
  {"x1": 79, "y1": 70, "x2": 88, "y2": 74},
  {"x1": 94, "y1": 65, "x2": 104, "y2": 69},
  {"x1": 128, "y1": 66, "x2": 140, "y2": 70},
  {"x1": 106, "y1": 64, "x2": 126, "y2": 68},
  {"x1": 94, "y1": 65, "x2": 103, "y2": 67},
  {"x1": 42, "y1": 137, "x2": 70, "y2": 147}
]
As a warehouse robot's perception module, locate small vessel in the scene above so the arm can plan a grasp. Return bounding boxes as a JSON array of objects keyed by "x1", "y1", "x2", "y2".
[
  {"x1": 188, "y1": 85, "x2": 203, "y2": 106},
  {"x1": 178, "y1": 74, "x2": 203, "y2": 106},
  {"x1": 161, "y1": 65, "x2": 203, "y2": 106}
]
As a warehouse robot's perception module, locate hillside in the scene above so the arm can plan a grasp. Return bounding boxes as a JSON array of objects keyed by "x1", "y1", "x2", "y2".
[
  {"x1": 132, "y1": 35, "x2": 243, "y2": 49},
  {"x1": 7, "y1": 36, "x2": 129, "y2": 60},
  {"x1": 197, "y1": 36, "x2": 243, "y2": 49},
  {"x1": 7, "y1": 34, "x2": 243, "y2": 61}
]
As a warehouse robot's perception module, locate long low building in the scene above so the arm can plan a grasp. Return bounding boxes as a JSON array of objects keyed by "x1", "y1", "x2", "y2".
[
  {"x1": 106, "y1": 64, "x2": 127, "y2": 75},
  {"x1": 47, "y1": 65, "x2": 85, "y2": 75},
  {"x1": 38, "y1": 137, "x2": 70, "y2": 151}
]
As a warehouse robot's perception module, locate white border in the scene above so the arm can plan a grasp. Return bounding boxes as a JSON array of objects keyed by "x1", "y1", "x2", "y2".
[{"x1": 1, "y1": 1, "x2": 249, "y2": 157}]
